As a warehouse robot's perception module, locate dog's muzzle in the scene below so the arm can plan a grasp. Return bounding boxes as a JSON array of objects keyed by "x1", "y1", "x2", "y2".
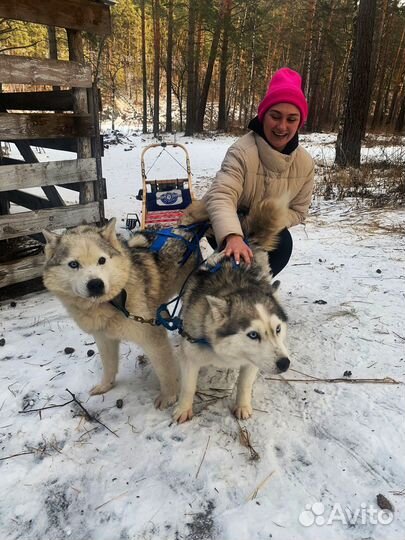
[
  {"x1": 87, "y1": 278, "x2": 105, "y2": 297},
  {"x1": 276, "y1": 357, "x2": 290, "y2": 373}
]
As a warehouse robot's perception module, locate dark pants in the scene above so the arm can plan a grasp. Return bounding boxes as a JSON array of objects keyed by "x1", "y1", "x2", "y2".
[{"x1": 207, "y1": 228, "x2": 293, "y2": 277}]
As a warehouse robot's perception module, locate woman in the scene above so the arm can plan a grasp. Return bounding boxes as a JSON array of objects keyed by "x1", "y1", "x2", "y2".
[{"x1": 204, "y1": 67, "x2": 315, "y2": 276}]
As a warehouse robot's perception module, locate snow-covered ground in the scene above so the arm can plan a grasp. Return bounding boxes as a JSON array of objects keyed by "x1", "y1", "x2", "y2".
[{"x1": 1, "y1": 133, "x2": 405, "y2": 540}]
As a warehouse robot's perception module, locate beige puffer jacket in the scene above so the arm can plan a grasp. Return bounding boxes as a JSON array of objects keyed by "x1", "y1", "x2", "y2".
[{"x1": 203, "y1": 132, "x2": 315, "y2": 246}]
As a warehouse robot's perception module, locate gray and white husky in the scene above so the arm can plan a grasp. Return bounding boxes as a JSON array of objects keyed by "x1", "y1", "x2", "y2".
[
  {"x1": 174, "y1": 197, "x2": 291, "y2": 422},
  {"x1": 42, "y1": 219, "x2": 201, "y2": 409}
]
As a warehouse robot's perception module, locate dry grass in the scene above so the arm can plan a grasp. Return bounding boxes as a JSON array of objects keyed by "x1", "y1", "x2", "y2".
[{"x1": 314, "y1": 135, "x2": 405, "y2": 208}]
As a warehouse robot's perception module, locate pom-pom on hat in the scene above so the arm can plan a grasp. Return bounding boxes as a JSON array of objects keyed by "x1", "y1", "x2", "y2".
[{"x1": 258, "y1": 67, "x2": 308, "y2": 126}]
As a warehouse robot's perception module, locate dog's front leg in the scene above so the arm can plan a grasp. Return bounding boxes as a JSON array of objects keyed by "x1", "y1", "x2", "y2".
[
  {"x1": 141, "y1": 327, "x2": 179, "y2": 410},
  {"x1": 90, "y1": 332, "x2": 119, "y2": 395},
  {"x1": 233, "y1": 364, "x2": 258, "y2": 419},
  {"x1": 173, "y1": 352, "x2": 200, "y2": 423}
]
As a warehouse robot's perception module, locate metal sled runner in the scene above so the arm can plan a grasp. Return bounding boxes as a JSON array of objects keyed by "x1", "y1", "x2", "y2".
[{"x1": 135, "y1": 142, "x2": 194, "y2": 229}]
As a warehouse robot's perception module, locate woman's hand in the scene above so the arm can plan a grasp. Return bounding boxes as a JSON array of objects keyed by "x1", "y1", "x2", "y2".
[{"x1": 224, "y1": 234, "x2": 253, "y2": 265}]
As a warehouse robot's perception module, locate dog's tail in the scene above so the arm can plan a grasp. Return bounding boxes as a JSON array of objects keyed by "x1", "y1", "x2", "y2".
[
  {"x1": 243, "y1": 194, "x2": 289, "y2": 251},
  {"x1": 179, "y1": 198, "x2": 209, "y2": 226}
]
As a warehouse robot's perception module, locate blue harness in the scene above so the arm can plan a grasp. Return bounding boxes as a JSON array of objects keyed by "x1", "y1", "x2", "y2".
[
  {"x1": 147, "y1": 222, "x2": 211, "y2": 266},
  {"x1": 155, "y1": 247, "x2": 242, "y2": 347}
]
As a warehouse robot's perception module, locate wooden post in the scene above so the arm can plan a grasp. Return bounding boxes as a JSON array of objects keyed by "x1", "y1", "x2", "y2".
[
  {"x1": 67, "y1": 28, "x2": 94, "y2": 205},
  {"x1": 47, "y1": 26, "x2": 61, "y2": 92},
  {"x1": 88, "y1": 83, "x2": 106, "y2": 223}
]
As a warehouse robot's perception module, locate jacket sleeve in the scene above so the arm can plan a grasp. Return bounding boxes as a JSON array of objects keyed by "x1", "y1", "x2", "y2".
[
  {"x1": 203, "y1": 146, "x2": 246, "y2": 247},
  {"x1": 286, "y1": 163, "x2": 315, "y2": 227}
]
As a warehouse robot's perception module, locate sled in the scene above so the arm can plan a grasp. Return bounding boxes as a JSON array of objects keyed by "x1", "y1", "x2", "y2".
[{"x1": 136, "y1": 142, "x2": 194, "y2": 229}]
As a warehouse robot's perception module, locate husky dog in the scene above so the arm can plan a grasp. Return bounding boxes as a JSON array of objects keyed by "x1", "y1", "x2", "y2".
[
  {"x1": 173, "y1": 197, "x2": 291, "y2": 422},
  {"x1": 43, "y1": 219, "x2": 200, "y2": 408}
]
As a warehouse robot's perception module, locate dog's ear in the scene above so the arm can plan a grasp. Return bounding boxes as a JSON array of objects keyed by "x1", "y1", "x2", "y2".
[
  {"x1": 100, "y1": 218, "x2": 117, "y2": 240},
  {"x1": 42, "y1": 229, "x2": 59, "y2": 246},
  {"x1": 42, "y1": 230, "x2": 61, "y2": 260},
  {"x1": 206, "y1": 295, "x2": 227, "y2": 323},
  {"x1": 272, "y1": 280, "x2": 281, "y2": 293},
  {"x1": 99, "y1": 218, "x2": 121, "y2": 250}
]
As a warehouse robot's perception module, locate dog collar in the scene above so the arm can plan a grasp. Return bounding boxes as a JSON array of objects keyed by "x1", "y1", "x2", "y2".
[{"x1": 109, "y1": 289, "x2": 130, "y2": 317}]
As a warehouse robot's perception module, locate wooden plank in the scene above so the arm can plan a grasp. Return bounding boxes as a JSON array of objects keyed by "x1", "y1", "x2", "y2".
[
  {"x1": 0, "y1": 0, "x2": 112, "y2": 37},
  {"x1": 0, "y1": 55, "x2": 92, "y2": 88},
  {"x1": 0, "y1": 253, "x2": 45, "y2": 288},
  {"x1": 0, "y1": 101, "x2": 65, "y2": 207},
  {"x1": 0, "y1": 158, "x2": 25, "y2": 166},
  {"x1": 0, "y1": 137, "x2": 104, "y2": 155},
  {"x1": 0, "y1": 191, "x2": 54, "y2": 210},
  {"x1": 7, "y1": 136, "x2": 65, "y2": 207},
  {"x1": 0, "y1": 202, "x2": 100, "y2": 240},
  {"x1": 0, "y1": 113, "x2": 94, "y2": 140},
  {"x1": 1, "y1": 138, "x2": 78, "y2": 153},
  {"x1": 0, "y1": 91, "x2": 74, "y2": 111},
  {"x1": 0, "y1": 159, "x2": 97, "y2": 192}
]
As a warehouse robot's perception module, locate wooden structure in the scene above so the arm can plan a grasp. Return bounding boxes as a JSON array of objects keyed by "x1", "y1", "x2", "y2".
[{"x1": 0, "y1": 0, "x2": 112, "y2": 289}]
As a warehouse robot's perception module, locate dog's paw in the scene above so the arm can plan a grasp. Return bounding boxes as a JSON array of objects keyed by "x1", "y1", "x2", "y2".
[
  {"x1": 154, "y1": 393, "x2": 177, "y2": 410},
  {"x1": 233, "y1": 404, "x2": 253, "y2": 420},
  {"x1": 172, "y1": 404, "x2": 194, "y2": 423},
  {"x1": 90, "y1": 381, "x2": 115, "y2": 395}
]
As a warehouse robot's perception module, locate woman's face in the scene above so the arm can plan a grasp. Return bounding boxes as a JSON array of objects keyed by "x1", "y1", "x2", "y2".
[{"x1": 263, "y1": 103, "x2": 300, "y2": 151}]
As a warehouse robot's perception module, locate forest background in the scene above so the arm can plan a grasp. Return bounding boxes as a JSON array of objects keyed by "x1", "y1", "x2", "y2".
[{"x1": 1, "y1": 0, "x2": 405, "y2": 169}]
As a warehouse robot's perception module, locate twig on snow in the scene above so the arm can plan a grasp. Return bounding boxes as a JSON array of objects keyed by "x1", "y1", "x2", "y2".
[
  {"x1": 236, "y1": 420, "x2": 260, "y2": 461},
  {"x1": 19, "y1": 388, "x2": 119, "y2": 438},
  {"x1": 246, "y1": 471, "x2": 275, "y2": 501},
  {"x1": 0, "y1": 450, "x2": 35, "y2": 462},
  {"x1": 195, "y1": 436, "x2": 210, "y2": 479},
  {"x1": 265, "y1": 368, "x2": 403, "y2": 385},
  {"x1": 94, "y1": 491, "x2": 129, "y2": 511}
]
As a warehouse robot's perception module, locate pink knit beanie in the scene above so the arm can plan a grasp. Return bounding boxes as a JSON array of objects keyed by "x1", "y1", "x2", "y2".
[{"x1": 258, "y1": 67, "x2": 308, "y2": 126}]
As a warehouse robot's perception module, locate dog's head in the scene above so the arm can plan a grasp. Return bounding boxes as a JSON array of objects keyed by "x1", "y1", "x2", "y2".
[
  {"x1": 42, "y1": 219, "x2": 131, "y2": 303},
  {"x1": 204, "y1": 282, "x2": 290, "y2": 374}
]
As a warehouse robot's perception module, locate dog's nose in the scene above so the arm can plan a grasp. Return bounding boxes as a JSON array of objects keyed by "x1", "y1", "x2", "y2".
[
  {"x1": 87, "y1": 278, "x2": 105, "y2": 296},
  {"x1": 276, "y1": 357, "x2": 290, "y2": 373}
]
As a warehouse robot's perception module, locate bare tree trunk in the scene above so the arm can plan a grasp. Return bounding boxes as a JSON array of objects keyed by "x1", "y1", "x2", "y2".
[
  {"x1": 335, "y1": 0, "x2": 377, "y2": 168},
  {"x1": 140, "y1": 0, "x2": 148, "y2": 133},
  {"x1": 218, "y1": 0, "x2": 232, "y2": 131},
  {"x1": 247, "y1": 3, "x2": 258, "y2": 122},
  {"x1": 227, "y1": 3, "x2": 248, "y2": 127},
  {"x1": 193, "y1": 10, "x2": 202, "y2": 130},
  {"x1": 302, "y1": 0, "x2": 318, "y2": 96},
  {"x1": 165, "y1": 0, "x2": 173, "y2": 133},
  {"x1": 185, "y1": 0, "x2": 196, "y2": 136},
  {"x1": 394, "y1": 92, "x2": 405, "y2": 132},
  {"x1": 322, "y1": 61, "x2": 338, "y2": 129},
  {"x1": 307, "y1": 1, "x2": 335, "y2": 132},
  {"x1": 152, "y1": 0, "x2": 160, "y2": 136},
  {"x1": 196, "y1": 2, "x2": 223, "y2": 132}
]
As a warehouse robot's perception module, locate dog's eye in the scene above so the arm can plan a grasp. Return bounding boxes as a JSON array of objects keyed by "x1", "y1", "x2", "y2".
[
  {"x1": 98, "y1": 257, "x2": 106, "y2": 265},
  {"x1": 247, "y1": 331, "x2": 260, "y2": 341},
  {"x1": 276, "y1": 324, "x2": 281, "y2": 335},
  {"x1": 68, "y1": 260, "x2": 80, "y2": 269}
]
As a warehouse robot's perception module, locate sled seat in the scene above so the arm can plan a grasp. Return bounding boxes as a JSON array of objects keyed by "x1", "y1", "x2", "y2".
[
  {"x1": 144, "y1": 184, "x2": 192, "y2": 228},
  {"x1": 145, "y1": 209, "x2": 186, "y2": 228}
]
